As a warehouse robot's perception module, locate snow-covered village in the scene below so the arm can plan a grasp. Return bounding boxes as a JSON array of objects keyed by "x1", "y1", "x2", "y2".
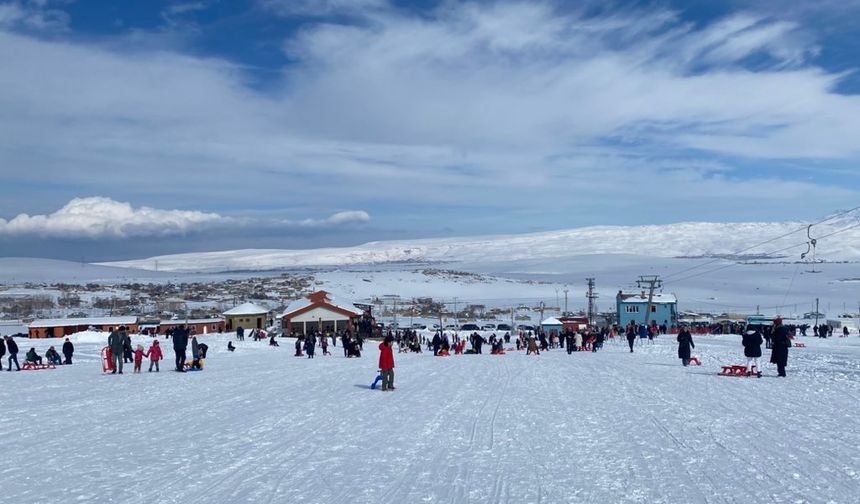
[{"x1": 2, "y1": 1, "x2": 860, "y2": 503}]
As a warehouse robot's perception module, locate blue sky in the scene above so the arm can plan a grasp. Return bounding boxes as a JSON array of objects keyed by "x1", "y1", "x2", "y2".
[{"x1": 1, "y1": 0, "x2": 859, "y2": 261}]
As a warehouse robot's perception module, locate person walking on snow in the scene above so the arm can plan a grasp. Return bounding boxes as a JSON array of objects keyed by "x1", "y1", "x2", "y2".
[
  {"x1": 432, "y1": 331, "x2": 441, "y2": 356},
  {"x1": 62, "y1": 337, "x2": 74, "y2": 365},
  {"x1": 108, "y1": 327, "x2": 129, "y2": 374},
  {"x1": 133, "y1": 345, "x2": 145, "y2": 373},
  {"x1": 676, "y1": 326, "x2": 695, "y2": 366},
  {"x1": 172, "y1": 325, "x2": 189, "y2": 372},
  {"x1": 626, "y1": 323, "x2": 636, "y2": 353},
  {"x1": 146, "y1": 340, "x2": 163, "y2": 372},
  {"x1": 770, "y1": 318, "x2": 791, "y2": 377},
  {"x1": 0, "y1": 335, "x2": 6, "y2": 371},
  {"x1": 378, "y1": 335, "x2": 396, "y2": 391},
  {"x1": 305, "y1": 333, "x2": 316, "y2": 359},
  {"x1": 742, "y1": 328, "x2": 763, "y2": 377},
  {"x1": 4, "y1": 335, "x2": 20, "y2": 371}
]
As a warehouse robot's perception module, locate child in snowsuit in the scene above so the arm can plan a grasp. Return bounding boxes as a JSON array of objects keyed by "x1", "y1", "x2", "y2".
[
  {"x1": 134, "y1": 344, "x2": 145, "y2": 373},
  {"x1": 146, "y1": 340, "x2": 163, "y2": 372}
]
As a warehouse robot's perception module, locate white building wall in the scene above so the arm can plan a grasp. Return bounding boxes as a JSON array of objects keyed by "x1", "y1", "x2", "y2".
[{"x1": 290, "y1": 306, "x2": 351, "y2": 323}]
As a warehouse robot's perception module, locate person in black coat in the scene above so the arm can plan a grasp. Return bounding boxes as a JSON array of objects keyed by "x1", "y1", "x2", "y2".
[
  {"x1": 431, "y1": 332, "x2": 441, "y2": 356},
  {"x1": 769, "y1": 318, "x2": 790, "y2": 377},
  {"x1": 122, "y1": 335, "x2": 134, "y2": 363},
  {"x1": 0, "y1": 335, "x2": 6, "y2": 371},
  {"x1": 305, "y1": 333, "x2": 316, "y2": 359},
  {"x1": 5, "y1": 335, "x2": 21, "y2": 371},
  {"x1": 626, "y1": 323, "x2": 636, "y2": 353},
  {"x1": 676, "y1": 327, "x2": 695, "y2": 366},
  {"x1": 172, "y1": 325, "x2": 189, "y2": 372},
  {"x1": 62, "y1": 338, "x2": 74, "y2": 365},
  {"x1": 742, "y1": 329, "x2": 763, "y2": 377}
]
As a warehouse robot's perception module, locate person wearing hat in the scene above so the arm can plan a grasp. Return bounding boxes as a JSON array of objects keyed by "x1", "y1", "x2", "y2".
[
  {"x1": 742, "y1": 327, "x2": 763, "y2": 377},
  {"x1": 770, "y1": 317, "x2": 790, "y2": 377},
  {"x1": 378, "y1": 335, "x2": 396, "y2": 391},
  {"x1": 62, "y1": 337, "x2": 74, "y2": 365}
]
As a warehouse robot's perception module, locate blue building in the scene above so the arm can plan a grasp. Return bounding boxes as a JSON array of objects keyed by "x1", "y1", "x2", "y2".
[{"x1": 616, "y1": 290, "x2": 678, "y2": 327}]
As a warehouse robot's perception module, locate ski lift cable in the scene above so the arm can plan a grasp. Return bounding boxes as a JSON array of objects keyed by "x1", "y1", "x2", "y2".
[
  {"x1": 665, "y1": 220, "x2": 860, "y2": 285},
  {"x1": 662, "y1": 204, "x2": 860, "y2": 281}
]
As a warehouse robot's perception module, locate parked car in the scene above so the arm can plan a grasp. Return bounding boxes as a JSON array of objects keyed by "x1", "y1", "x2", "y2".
[
  {"x1": 517, "y1": 324, "x2": 535, "y2": 332},
  {"x1": 411, "y1": 323, "x2": 427, "y2": 330},
  {"x1": 481, "y1": 323, "x2": 496, "y2": 331},
  {"x1": 444, "y1": 324, "x2": 458, "y2": 330},
  {"x1": 460, "y1": 323, "x2": 481, "y2": 331},
  {"x1": 496, "y1": 323, "x2": 512, "y2": 331}
]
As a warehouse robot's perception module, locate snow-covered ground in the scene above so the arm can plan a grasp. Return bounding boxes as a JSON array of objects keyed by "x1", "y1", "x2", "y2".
[{"x1": 3, "y1": 331, "x2": 859, "y2": 503}]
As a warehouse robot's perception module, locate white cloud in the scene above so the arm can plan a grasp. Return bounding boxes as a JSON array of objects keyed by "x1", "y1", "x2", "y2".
[
  {"x1": 258, "y1": 0, "x2": 385, "y2": 17},
  {"x1": 0, "y1": 0, "x2": 68, "y2": 31},
  {"x1": 0, "y1": 197, "x2": 372, "y2": 238},
  {"x1": 1, "y1": 1, "x2": 859, "y2": 235},
  {"x1": 299, "y1": 210, "x2": 370, "y2": 227},
  {"x1": 0, "y1": 197, "x2": 229, "y2": 238}
]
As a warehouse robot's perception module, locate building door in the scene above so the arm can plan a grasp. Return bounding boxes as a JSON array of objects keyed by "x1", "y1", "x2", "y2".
[{"x1": 256, "y1": 317, "x2": 262, "y2": 329}]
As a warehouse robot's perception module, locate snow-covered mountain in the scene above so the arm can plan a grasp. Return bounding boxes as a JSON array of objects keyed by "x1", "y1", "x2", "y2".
[{"x1": 100, "y1": 214, "x2": 860, "y2": 273}]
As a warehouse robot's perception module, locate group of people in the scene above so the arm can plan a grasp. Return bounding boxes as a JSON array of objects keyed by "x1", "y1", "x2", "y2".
[
  {"x1": 2, "y1": 335, "x2": 75, "y2": 371},
  {"x1": 107, "y1": 325, "x2": 207, "y2": 374},
  {"x1": 676, "y1": 317, "x2": 793, "y2": 376}
]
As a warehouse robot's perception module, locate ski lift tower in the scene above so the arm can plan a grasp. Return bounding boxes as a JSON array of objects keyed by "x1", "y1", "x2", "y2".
[
  {"x1": 586, "y1": 278, "x2": 598, "y2": 326},
  {"x1": 636, "y1": 275, "x2": 663, "y2": 327}
]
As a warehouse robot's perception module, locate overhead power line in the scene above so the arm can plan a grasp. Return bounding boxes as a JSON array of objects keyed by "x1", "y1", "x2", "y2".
[{"x1": 662, "y1": 204, "x2": 860, "y2": 282}]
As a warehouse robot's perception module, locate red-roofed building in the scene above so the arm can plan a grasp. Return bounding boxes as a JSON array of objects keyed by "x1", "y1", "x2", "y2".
[{"x1": 281, "y1": 291, "x2": 365, "y2": 335}]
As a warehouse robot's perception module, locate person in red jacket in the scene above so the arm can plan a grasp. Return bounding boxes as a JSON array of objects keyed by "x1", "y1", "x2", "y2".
[
  {"x1": 133, "y1": 344, "x2": 145, "y2": 373},
  {"x1": 378, "y1": 335, "x2": 396, "y2": 391},
  {"x1": 146, "y1": 340, "x2": 164, "y2": 373}
]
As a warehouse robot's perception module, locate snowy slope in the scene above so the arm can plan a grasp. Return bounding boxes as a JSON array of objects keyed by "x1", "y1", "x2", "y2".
[
  {"x1": 3, "y1": 332, "x2": 859, "y2": 503},
  {"x1": 99, "y1": 213, "x2": 860, "y2": 273},
  {"x1": 0, "y1": 257, "x2": 170, "y2": 283}
]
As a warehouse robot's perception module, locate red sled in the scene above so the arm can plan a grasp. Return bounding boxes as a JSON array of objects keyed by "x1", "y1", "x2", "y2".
[
  {"x1": 794, "y1": 343, "x2": 806, "y2": 348},
  {"x1": 688, "y1": 356, "x2": 701, "y2": 366},
  {"x1": 22, "y1": 362, "x2": 56, "y2": 370},
  {"x1": 101, "y1": 346, "x2": 114, "y2": 373},
  {"x1": 719, "y1": 365, "x2": 750, "y2": 377}
]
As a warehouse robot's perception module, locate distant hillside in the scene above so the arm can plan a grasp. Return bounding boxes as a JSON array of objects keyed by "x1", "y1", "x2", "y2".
[{"x1": 98, "y1": 214, "x2": 860, "y2": 273}]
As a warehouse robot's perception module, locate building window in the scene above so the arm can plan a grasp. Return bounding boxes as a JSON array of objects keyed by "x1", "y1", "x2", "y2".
[
  {"x1": 625, "y1": 305, "x2": 639, "y2": 313},
  {"x1": 651, "y1": 306, "x2": 657, "y2": 313}
]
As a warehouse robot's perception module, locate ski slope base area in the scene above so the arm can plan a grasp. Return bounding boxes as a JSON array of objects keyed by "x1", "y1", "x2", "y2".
[{"x1": 2, "y1": 333, "x2": 859, "y2": 504}]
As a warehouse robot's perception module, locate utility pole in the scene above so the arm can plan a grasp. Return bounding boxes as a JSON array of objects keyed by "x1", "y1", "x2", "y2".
[
  {"x1": 814, "y1": 298, "x2": 820, "y2": 328},
  {"x1": 636, "y1": 275, "x2": 663, "y2": 327},
  {"x1": 563, "y1": 287, "x2": 569, "y2": 315},
  {"x1": 393, "y1": 297, "x2": 398, "y2": 329},
  {"x1": 453, "y1": 297, "x2": 459, "y2": 327},
  {"x1": 586, "y1": 278, "x2": 598, "y2": 326},
  {"x1": 539, "y1": 301, "x2": 545, "y2": 325}
]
